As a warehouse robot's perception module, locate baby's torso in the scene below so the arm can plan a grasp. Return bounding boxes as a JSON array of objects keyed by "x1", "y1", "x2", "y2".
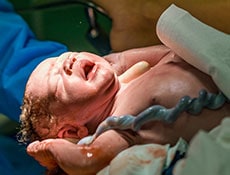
[
  {"x1": 113, "y1": 54, "x2": 218, "y2": 116},
  {"x1": 111, "y1": 54, "x2": 228, "y2": 145}
]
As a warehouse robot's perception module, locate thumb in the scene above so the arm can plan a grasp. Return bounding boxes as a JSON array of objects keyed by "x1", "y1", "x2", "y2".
[{"x1": 119, "y1": 61, "x2": 150, "y2": 83}]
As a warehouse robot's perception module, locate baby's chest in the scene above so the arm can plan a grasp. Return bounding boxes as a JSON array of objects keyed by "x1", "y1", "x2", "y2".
[{"x1": 114, "y1": 84, "x2": 156, "y2": 116}]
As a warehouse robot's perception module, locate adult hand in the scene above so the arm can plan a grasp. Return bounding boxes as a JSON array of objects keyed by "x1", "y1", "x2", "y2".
[{"x1": 27, "y1": 130, "x2": 129, "y2": 175}]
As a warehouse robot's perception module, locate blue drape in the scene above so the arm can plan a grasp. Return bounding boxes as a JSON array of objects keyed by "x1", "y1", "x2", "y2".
[
  {"x1": 0, "y1": 0, "x2": 68, "y2": 121},
  {"x1": 0, "y1": 1, "x2": 67, "y2": 174}
]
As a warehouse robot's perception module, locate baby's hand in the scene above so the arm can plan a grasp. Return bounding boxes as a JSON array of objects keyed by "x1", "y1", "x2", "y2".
[
  {"x1": 119, "y1": 61, "x2": 150, "y2": 83},
  {"x1": 27, "y1": 139, "x2": 86, "y2": 175},
  {"x1": 27, "y1": 139, "x2": 60, "y2": 170}
]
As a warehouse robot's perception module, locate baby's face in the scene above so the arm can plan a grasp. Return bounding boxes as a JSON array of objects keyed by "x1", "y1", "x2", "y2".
[{"x1": 26, "y1": 52, "x2": 119, "y2": 125}]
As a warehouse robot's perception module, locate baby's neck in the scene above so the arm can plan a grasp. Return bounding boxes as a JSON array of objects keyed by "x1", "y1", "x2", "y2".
[
  {"x1": 86, "y1": 93, "x2": 117, "y2": 134},
  {"x1": 87, "y1": 61, "x2": 151, "y2": 134}
]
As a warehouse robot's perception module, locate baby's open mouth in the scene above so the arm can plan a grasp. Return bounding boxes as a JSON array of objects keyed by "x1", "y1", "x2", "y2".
[{"x1": 83, "y1": 62, "x2": 96, "y2": 80}]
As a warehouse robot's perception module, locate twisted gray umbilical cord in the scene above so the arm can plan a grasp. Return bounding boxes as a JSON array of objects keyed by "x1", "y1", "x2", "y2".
[{"x1": 86, "y1": 90, "x2": 229, "y2": 145}]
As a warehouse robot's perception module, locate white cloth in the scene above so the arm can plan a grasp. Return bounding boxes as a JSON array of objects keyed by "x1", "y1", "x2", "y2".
[
  {"x1": 156, "y1": 4, "x2": 230, "y2": 99},
  {"x1": 174, "y1": 117, "x2": 230, "y2": 175},
  {"x1": 97, "y1": 117, "x2": 230, "y2": 175},
  {"x1": 97, "y1": 139, "x2": 187, "y2": 175}
]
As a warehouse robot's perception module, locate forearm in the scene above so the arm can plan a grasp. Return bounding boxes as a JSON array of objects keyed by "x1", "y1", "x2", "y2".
[
  {"x1": 104, "y1": 45, "x2": 170, "y2": 75},
  {"x1": 27, "y1": 131, "x2": 129, "y2": 175},
  {"x1": 92, "y1": 0, "x2": 229, "y2": 51},
  {"x1": 142, "y1": 0, "x2": 230, "y2": 34},
  {"x1": 57, "y1": 130, "x2": 129, "y2": 175},
  {"x1": 153, "y1": 0, "x2": 229, "y2": 34},
  {"x1": 81, "y1": 130, "x2": 128, "y2": 173},
  {"x1": 94, "y1": 0, "x2": 229, "y2": 34},
  {"x1": 170, "y1": 0, "x2": 229, "y2": 33}
]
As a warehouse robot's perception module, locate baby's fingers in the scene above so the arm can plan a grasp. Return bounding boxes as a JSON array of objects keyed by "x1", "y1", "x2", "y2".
[
  {"x1": 27, "y1": 140, "x2": 41, "y2": 154},
  {"x1": 27, "y1": 140, "x2": 58, "y2": 169}
]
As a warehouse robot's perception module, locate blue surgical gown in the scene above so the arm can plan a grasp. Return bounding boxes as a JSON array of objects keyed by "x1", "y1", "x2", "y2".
[{"x1": 0, "y1": 0, "x2": 68, "y2": 121}]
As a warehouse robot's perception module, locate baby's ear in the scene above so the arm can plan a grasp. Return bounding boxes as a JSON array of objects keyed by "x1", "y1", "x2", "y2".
[
  {"x1": 57, "y1": 124, "x2": 88, "y2": 139},
  {"x1": 77, "y1": 126, "x2": 89, "y2": 139}
]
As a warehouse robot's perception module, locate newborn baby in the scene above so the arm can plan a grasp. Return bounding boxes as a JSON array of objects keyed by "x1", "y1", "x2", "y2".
[{"x1": 19, "y1": 45, "x2": 230, "y2": 175}]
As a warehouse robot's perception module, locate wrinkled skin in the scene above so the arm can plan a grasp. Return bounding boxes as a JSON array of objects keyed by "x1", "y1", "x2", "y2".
[{"x1": 26, "y1": 45, "x2": 230, "y2": 175}]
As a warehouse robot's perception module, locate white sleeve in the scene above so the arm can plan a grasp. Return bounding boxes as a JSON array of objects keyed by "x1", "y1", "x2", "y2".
[{"x1": 156, "y1": 4, "x2": 230, "y2": 98}]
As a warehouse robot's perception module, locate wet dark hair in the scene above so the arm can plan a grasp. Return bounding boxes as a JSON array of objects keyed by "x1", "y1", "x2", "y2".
[{"x1": 17, "y1": 93, "x2": 58, "y2": 144}]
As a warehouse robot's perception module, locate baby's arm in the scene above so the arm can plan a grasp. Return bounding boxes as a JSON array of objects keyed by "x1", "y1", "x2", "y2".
[
  {"x1": 27, "y1": 130, "x2": 129, "y2": 175},
  {"x1": 104, "y1": 45, "x2": 171, "y2": 75}
]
